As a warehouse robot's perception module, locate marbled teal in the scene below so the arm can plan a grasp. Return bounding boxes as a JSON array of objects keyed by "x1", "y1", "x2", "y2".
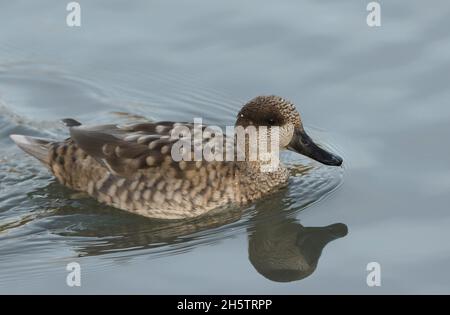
[{"x1": 10, "y1": 95, "x2": 342, "y2": 219}]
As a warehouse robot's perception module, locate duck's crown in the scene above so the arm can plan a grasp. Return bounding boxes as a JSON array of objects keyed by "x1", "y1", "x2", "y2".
[{"x1": 236, "y1": 95, "x2": 302, "y2": 129}]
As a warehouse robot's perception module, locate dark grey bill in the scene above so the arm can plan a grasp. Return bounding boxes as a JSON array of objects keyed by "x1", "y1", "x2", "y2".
[{"x1": 288, "y1": 128, "x2": 343, "y2": 166}]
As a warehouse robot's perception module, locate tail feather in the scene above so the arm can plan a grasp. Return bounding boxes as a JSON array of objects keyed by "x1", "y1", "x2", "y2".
[{"x1": 10, "y1": 134, "x2": 54, "y2": 165}]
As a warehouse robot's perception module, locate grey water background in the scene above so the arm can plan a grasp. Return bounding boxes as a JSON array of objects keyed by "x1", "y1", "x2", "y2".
[{"x1": 0, "y1": 0, "x2": 449, "y2": 294}]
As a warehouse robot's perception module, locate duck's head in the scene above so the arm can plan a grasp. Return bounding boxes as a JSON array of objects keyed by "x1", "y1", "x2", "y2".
[{"x1": 236, "y1": 95, "x2": 343, "y2": 166}]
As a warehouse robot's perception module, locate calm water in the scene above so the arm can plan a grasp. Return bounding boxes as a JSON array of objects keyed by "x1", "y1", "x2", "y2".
[{"x1": 1, "y1": 1, "x2": 450, "y2": 294}]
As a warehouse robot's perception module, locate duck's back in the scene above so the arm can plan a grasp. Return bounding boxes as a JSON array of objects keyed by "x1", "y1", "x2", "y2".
[
  {"x1": 11, "y1": 119, "x2": 289, "y2": 219},
  {"x1": 47, "y1": 129, "x2": 239, "y2": 219}
]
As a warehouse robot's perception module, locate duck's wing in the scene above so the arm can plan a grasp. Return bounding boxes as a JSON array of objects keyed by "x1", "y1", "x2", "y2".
[{"x1": 67, "y1": 120, "x2": 231, "y2": 178}]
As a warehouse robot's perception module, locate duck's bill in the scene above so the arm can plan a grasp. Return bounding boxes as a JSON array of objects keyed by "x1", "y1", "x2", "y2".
[{"x1": 288, "y1": 128, "x2": 343, "y2": 166}]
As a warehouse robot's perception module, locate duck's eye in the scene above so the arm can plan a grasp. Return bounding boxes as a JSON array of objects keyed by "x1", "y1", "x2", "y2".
[{"x1": 267, "y1": 118, "x2": 275, "y2": 126}]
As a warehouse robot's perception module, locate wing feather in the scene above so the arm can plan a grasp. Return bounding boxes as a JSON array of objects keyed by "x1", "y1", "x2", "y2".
[{"x1": 67, "y1": 120, "x2": 234, "y2": 178}]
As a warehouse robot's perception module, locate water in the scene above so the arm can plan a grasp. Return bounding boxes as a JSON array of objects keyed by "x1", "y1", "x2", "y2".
[{"x1": 1, "y1": 0, "x2": 449, "y2": 294}]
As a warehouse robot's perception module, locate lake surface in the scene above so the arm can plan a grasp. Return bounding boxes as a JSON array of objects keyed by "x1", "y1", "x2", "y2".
[{"x1": 1, "y1": 1, "x2": 450, "y2": 294}]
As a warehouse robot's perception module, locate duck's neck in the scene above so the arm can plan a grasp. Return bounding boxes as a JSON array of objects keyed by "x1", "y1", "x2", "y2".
[
  {"x1": 236, "y1": 160, "x2": 289, "y2": 203},
  {"x1": 232, "y1": 124, "x2": 281, "y2": 168}
]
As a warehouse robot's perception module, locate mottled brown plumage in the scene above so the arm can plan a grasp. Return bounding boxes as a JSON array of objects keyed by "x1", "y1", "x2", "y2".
[{"x1": 10, "y1": 95, "x2": 343, "y2": 219}]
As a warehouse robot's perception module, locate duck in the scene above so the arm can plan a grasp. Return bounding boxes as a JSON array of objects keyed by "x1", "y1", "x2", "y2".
[
  {"x1": 249, "y1": 221, "x2": 348, "y2": 282},
  {"x1": 10, "y1": 95, "x2": 343, "y2": 220}
]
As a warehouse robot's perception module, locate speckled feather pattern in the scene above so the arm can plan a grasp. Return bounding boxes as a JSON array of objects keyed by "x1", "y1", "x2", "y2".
[
  {"x1": 47, "y1": 139, "x2": 288, "y2": 219},
  {"x1": 18, "y1": 96, "x2": 301, "y2": 219}
]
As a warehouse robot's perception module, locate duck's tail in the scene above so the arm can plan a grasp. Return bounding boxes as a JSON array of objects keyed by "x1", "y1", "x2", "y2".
[{"x1": 10, "y1": 134, "x2": 54, "y2": 166}]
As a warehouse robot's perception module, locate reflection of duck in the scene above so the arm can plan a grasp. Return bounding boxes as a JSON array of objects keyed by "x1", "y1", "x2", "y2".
[
  {"x1": 242, "y1": 169, "x2": 347, "y2": 282},
  {"x1": 24, "y1": 182, "x2": 244, "y2": 257},
  {"x1": 248, "y1": 219, "x2": 347, "y2": 282},
  {"x1": 13, "y1": 163, "x2": 345, "y2": 283},
  {"x1": 10, "y1": 95, "x2": 342, "y2": 219}
]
